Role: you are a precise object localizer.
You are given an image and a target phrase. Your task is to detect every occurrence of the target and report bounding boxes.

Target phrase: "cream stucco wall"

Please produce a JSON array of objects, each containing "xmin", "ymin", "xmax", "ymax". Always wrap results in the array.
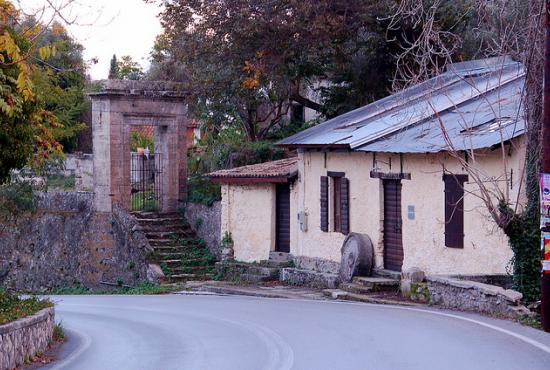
[
  {"xmin": 293, "ymin": 137, "xmax": 526, "ymax": 275},
  {"xmin": 221, "ymin": 183, "xmax": 276, "ymax": 262}
]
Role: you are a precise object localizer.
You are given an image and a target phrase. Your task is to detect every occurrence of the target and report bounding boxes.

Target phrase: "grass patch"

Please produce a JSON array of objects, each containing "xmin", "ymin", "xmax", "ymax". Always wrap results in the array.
[
  {"xmin": 46, "ymin": 175, "xmax": 76, "ymax": 190},
  {"xmin": 53, "ymin": 322, "xmax": 65, "ymax": 342},
  {"xmin": 518, "ymin": 315, "xmax": 542, "ymax": 330},
  {"xmin": 0, "ymin": 290, "xmax": 53, "ymax": 325},
  {"xmin": 50, "ymin": 281, "xmax": 173, "ymax": 295}
]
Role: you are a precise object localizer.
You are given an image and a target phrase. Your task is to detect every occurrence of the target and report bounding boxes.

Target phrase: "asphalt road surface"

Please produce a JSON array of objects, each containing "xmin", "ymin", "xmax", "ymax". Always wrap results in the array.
[{"xmin": 43, "ymin": 294, "xmax": 550, "ymax": 370}]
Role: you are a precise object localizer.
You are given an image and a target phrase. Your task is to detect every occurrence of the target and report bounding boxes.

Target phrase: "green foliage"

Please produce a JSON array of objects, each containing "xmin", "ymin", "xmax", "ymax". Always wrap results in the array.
[
  {"xmin": 151, "ymin": 0, "xmax": 402, "ymax": 140},
  {"xmin": 46, "ymin": 174, "xmax": 75, "ymax": 190},
  {"xmin": 108, "ymin": 54, "xmax": 118, "ymax": 79},
  {"xmin": 28, "ymin": 21, "xmax": 88, "ymax": 152},
  {"xmin": 131, "ymin": 191, "xmax": 158, "ymax": 211},
  {"xmin": 222, "ymin": 231, "xmax": 233, "ymax": 246},
  {"xmin": 187, "ymin": 175, "xmax": 221, "ymax": 206},
  {"xmin": 122, "ymin": 281, "xmax": 171, "ymax": 295},
  {"xmin": 130, "ymin": 131, "xmax": 154, "ymax": 152},
  {"xmin": 53, "ymin": 322, "xmax": 66, "ymax": 341},
  {"xmin": 117, "ymin": 55, "xmax": 144, "ymax": 80},
  {"xmin": 110, "ymin": 54, "xmax": 144, "ymax": 80},
  {"xmin": 0, "ymin": 290, "xmax": 52, "ymax": 325},
  {"xmin": 500, "ymin": 203, "xmax": 540, "ymax": 303},
  {"xmin": 0, "ymin": 180, "xmax": 38, "ymax": 223},
  {"xmin": 51, "ymin": 285, "xmax": 91, "ymax": 295}
]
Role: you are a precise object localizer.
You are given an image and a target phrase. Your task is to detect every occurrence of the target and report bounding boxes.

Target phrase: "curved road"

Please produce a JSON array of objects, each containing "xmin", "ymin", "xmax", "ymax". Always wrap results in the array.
[{"xmin": 44, "ymin": 294, "xmax": 550, "ymax": 370}]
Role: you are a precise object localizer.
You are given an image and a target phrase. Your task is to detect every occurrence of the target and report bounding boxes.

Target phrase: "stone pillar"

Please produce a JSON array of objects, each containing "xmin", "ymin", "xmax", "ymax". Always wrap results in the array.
[{"xmin": 90, "ymin": 80, "xmax": 188, "ymax": 213}]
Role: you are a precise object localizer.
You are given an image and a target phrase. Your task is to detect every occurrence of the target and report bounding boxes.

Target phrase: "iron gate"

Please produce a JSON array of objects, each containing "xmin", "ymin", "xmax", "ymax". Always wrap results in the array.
[{"xmin": 130, "ymin": 152, "xmax": 163, "ymax": 211}]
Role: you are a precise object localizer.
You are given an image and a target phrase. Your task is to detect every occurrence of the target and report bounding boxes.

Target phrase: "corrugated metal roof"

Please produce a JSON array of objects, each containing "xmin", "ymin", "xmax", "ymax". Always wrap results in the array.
[{"xmin": 277, "ymin": 56, "xmax": 526, "ymax": 153}]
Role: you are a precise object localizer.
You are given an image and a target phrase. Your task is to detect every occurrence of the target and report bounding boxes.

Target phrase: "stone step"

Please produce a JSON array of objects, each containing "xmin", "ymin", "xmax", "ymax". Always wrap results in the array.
[
  {"xmin": 373, "ymin": 268, "xmax": 402, "ymax": 280},
  {"xmin": 352, "ymin": 276, "xmax": 399, "ymax": 292},
  {"xmin": 133, "ymin": 212, "xmax": 180, "ymax": 219},
  {"xmin": 216, "ymin": 262, "xmax": 280, "ymax": 278},
  {"xmin": 166, "ymin": 273, "xmax": 213, "ymax": 283},
  {"xmin": 136, "ymin": 218, "xmax": 185, "ymax": 225},
  {"xmin": 322, "ymin": 289, "xmax": 419, "ymax": 306},
  {"xmin": 171, "ymin": 266, "xmax": 213, "ymax": 274},
  {"xmin": 280, "ymin": 268, "xmax": 339, "ymax": 289},
  {"xmin": 136, "ymin": 224, "xmax": 192, "ymax": 233},
  {"xmin": 154, "ymin": 245, "xmax": 201, "ymax": 253},
  {"xmin": 239, "ymin": 273, "xmax": 277, "ymax": 283},
  {"xmin": 339, "ymin": 282, "xmax": 374, "ymax": 295},
  {"xmin": 145, "ymin": 231, "xmax": 195, "ymax": 240},
  {"xmin": 269, "ymin": 251, "xmax": 292, "ymax": 263}
]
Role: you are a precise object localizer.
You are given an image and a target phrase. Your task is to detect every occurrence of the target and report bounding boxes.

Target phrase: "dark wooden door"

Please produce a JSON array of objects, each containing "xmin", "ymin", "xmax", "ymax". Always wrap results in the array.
[
  {"xmin": 276, "ymin": 183, "xmax": 291, "ymax": 253},
  {"xmin": 383, "ymin": 180, "xmax": 403, "ymax": 271}
]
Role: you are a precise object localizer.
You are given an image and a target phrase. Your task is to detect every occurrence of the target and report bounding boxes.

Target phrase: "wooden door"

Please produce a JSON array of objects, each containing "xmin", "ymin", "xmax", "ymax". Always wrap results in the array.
[
  {"xmin": 275, "ymin": 183, "xmax": 291, "ymax": 253},
  {"xmin": 383, "ymin": 180, "xmax": 403, "ymax": 271}
]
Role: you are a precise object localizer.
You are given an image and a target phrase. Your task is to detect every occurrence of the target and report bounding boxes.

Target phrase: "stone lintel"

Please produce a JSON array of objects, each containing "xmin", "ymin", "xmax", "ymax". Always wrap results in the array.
[{"xmin": 88, "ymin": 80, "xmax": 189, "ymax": 99}]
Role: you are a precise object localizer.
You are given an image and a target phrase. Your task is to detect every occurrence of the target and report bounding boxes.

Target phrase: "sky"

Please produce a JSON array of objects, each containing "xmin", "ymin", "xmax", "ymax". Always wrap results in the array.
[{"xmin": 16, "ymin": 0, "xmax": 163, "ymax": 80}]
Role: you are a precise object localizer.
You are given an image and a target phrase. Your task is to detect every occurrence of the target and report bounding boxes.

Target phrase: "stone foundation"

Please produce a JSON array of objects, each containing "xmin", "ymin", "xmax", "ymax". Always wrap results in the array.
[
  {"xmin": 426, "ymin": 275, "xmax": 530, "ymax": 319},
  {"xmin": 0, "ymin": 192, "xmax": 152, "ymax": 291},
  {"xmin": 0, "ymin": 307, "xmax": 54, "ymax": 370},
  {"xmin": 184, "ymin": 201, "xmax": 222, "ymax": 258},
  {"xmin": 292, "ymin": 256, "xmax": 340, "ymax": 275}
]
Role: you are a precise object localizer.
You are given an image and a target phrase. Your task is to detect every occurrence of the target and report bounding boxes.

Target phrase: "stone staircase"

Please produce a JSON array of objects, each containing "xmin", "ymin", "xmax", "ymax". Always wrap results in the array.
[
  {"xmin": 323, "ymin": 269, "xmax": 402, "ymax": 302},
  {"xmin": 133, "ymin": 212, "xmax": 215, "ymax": 283}
]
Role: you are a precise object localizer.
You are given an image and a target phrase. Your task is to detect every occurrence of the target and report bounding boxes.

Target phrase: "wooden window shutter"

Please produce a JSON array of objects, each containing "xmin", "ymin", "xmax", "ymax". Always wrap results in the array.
[
  {"xmin": 320, "ymin": 176, "xmax": 329, "ymax": 232},
  {"xmin": 340, "ymin": 177, "xmax": 350, "ymax": 235},
  {"xmin": 443, "ymin": 174, "xmax": 468, "ymax": 248}
]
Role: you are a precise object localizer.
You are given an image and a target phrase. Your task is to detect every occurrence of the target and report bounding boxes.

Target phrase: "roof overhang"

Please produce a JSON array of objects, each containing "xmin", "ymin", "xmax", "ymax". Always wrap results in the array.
[{"xmin": 210, "ymin": 176, "xmax": 293, "ymax": 184}]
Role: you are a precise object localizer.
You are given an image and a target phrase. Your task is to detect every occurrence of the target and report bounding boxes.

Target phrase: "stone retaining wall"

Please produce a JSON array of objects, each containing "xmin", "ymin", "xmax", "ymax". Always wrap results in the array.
[
  {"xmin": 0, "ymin": 192, "xmax": 152, "ymax": 291},
  {"xmin": 185, "ymin": 201, "xmax": 222, "ymax": 258},
  {"xmin": 0, "ymin": 307, "xmax": 54, "ymax": 370},
  {"xmin": 426, "ymin": 275, "xmax": 530, "ymax": 319}
]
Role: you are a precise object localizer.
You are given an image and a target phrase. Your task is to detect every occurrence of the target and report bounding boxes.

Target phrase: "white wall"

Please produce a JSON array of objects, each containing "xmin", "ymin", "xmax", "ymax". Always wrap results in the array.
[{"xmin": 221, "ymin": 183, "xmax": 276, "ymax": 262}]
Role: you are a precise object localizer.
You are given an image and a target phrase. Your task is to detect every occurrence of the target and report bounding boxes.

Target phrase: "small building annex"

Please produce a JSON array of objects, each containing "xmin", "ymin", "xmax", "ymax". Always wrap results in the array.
[{"xmin": 209, "ymin": 56, "xmax": 527, "ymax": 276}]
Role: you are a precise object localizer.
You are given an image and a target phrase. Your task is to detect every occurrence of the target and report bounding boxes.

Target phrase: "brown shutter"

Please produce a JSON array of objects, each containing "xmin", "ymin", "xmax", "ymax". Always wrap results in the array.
[
  {"xmin": 443, "ymin": 174, "xmax": 468, "ymax": 248},
  {"xmin": 320, "ymin": 176, "xmax": 329, "ymax": 232},
  {"xmin": 340, "ymin": 177, "xmax": 350, "ymax": 235}
]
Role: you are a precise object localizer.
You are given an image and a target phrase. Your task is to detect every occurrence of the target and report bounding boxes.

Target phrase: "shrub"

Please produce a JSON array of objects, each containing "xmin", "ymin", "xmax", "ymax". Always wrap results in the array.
[{"xmin": 0, "ymin": 290, "xmax": 53, "ymax": 325}]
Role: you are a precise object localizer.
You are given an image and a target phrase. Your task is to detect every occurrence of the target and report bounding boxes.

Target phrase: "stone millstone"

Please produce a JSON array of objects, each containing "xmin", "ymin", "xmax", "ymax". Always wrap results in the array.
[{"xmin": 339, "ymin": 233, "xmax": 374, "ymax": 283}]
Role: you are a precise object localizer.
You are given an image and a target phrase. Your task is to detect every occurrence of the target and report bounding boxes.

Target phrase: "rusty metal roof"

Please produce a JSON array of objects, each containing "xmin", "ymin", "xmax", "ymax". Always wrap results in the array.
[
  {"xmin": 277, "ymin": 56, "xmax": 526, "ymax": 153},
  {"xmin": 208, "ymin": 157, "xmax": 298, "ymax": 183}
]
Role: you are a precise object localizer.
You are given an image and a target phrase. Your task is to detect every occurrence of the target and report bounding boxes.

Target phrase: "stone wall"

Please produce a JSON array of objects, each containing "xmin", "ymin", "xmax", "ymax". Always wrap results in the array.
[
  {"xmin": 185, "ymin": 201, "xmax": 222, "ymax": 258},
  {"xmin": 64, "ymin": 153, "xmax": 93, "ymax": 192},
  {"xmin": 426, "ymin": 275, "xmax": 530, "ymax": 319},
  {"xmin": 0, "ymin": 307, "xmax": 54, "ymax": 370},
  {"xmin": 0, "ymin": 192, "xmax": 152, "ymax": 291}
]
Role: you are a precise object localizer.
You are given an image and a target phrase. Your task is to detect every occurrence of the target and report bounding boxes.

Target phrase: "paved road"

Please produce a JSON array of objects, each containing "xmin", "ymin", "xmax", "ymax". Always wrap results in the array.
[{"xmin": 44, "ymin": 294, "xmax": 550, "ymax": 370}]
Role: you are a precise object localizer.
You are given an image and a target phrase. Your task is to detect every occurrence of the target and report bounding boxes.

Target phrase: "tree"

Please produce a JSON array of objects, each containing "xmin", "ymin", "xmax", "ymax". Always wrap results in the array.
[
  {"xmin": 116, "ymin": 55, "xmax": 144, "ymax": 80},
  {"xmin": 108, "ymin": 54, "xmax": 118, "ymax": 79},
  {"xmin": 27, "ymin": 20, "xmax": 87, "ymax": 152},
  {"xmin": 147, "ymin": 0, "xmax": 399, "ymax": 140},
  {"xmin": 0, "ymin": 0, "xmax": 64, "ymax": 180}
]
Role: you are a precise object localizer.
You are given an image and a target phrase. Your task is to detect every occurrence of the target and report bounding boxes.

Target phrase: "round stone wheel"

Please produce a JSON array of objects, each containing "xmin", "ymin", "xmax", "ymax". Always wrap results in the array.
[{"xmin": 339, "ymin": 233, "xmax": 374, "ymax": 283}]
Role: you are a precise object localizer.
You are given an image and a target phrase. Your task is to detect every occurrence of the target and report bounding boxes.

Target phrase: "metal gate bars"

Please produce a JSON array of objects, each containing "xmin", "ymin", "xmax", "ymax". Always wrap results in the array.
[{"xmin": 130, "ymin": 152, "xmax": 163, "ymax": 211}]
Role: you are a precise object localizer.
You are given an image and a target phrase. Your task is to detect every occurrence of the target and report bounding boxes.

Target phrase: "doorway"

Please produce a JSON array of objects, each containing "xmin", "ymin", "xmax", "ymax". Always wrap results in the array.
[
  {"xmin": 275, "ymin": 183, "xmax": 291, "ymax": 253},
  {"xmin": 383, "ymin": 179, "xmax": 404, "ymax": 271}
]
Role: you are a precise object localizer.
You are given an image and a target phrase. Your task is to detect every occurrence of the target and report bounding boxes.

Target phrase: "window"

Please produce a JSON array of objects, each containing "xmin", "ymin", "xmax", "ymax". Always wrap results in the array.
[
  {"xmin": 443, "ymin": 174, "xmax": 468, "ymax": 248},
  {"xmin": 320, "ymin": 172, "xmax": 349, "ymax": 234},
  {"xmin": 291, "ymin": 103, "xmax": 305, "ymax": 123}
]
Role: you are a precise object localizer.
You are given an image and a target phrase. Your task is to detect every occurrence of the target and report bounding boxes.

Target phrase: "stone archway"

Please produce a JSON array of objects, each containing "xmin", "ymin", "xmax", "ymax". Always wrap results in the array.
[{"xmin": 90, "ymin": 80, "xmax": 188, "ymax": 213}]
